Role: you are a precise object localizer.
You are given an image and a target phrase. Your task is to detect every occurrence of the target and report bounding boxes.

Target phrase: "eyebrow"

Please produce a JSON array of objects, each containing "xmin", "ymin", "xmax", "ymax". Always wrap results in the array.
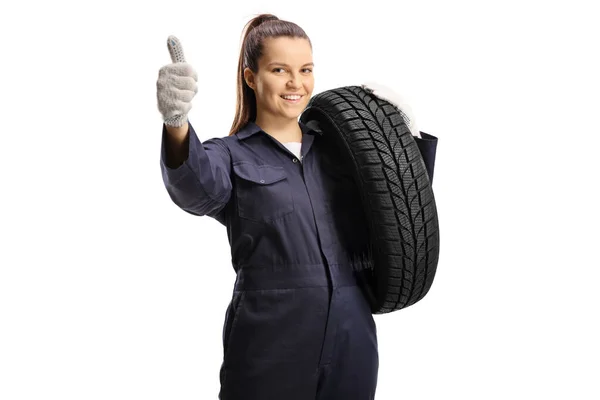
[{"xmin": 268, "ymin": 62, "xmax": 314, "ymax": 67}]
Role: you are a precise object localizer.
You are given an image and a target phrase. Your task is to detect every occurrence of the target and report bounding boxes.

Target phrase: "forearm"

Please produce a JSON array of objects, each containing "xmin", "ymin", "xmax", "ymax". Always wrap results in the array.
[
  {"xmin": 160, "ymin": 122, "xmax": 233, "ymax": 217},
  {"xmin": 164, "ymin": 122, "xmax": 190, "ymax": 168}
]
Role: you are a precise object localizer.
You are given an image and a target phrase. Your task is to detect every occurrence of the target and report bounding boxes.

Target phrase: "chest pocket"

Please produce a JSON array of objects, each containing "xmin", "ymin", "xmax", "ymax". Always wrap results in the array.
[{"xmin": 232, "ymin": 162, "xmax": 294, "ymax": 222}]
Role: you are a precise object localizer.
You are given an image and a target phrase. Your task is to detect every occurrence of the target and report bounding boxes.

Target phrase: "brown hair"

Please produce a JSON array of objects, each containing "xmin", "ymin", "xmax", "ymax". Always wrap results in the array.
[{"xmin": 228, "ymin": 13, "xmax": 312, "ymax": 136}]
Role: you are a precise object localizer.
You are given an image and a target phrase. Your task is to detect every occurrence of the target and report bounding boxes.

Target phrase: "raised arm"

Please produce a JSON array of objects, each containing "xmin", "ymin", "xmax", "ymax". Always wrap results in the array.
[
  {"xmin": 160, "ymin": 122, "xmax": 232, "ymax": 218},
  {"xmin": 157, "ymin": 36, "xmax": 233, "ymax": 217}
]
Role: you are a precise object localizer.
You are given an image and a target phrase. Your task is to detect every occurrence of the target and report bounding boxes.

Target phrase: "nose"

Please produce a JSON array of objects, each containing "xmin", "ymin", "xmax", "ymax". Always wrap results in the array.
[{"xmin": 287, "ymin": 72, "xmax": 302, "ymax": 89}]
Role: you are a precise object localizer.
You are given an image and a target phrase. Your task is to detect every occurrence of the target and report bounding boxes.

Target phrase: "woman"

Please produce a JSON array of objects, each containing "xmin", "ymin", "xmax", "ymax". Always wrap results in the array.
[{"xmin": 156, "ymin": 13, "xmax": 437, "ymax": 400}]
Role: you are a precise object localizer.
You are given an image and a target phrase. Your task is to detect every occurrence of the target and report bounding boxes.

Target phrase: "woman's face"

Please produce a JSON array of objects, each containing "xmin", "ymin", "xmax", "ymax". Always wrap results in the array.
[{"xmin": 244, "ymin": 36, "xmax": 314, "ymax": 123}]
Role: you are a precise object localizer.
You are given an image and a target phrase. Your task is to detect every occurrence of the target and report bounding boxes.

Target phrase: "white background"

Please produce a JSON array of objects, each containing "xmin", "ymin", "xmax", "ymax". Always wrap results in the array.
[{"xmin": 1, "ymin": 0, "xmax": 599, "ymax": 399}]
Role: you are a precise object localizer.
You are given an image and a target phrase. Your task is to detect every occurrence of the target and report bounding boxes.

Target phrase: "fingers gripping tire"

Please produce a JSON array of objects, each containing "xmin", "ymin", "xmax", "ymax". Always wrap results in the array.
[{"xmin": 299, "ymin": 86, "xmax": 440, "ymax": 314}]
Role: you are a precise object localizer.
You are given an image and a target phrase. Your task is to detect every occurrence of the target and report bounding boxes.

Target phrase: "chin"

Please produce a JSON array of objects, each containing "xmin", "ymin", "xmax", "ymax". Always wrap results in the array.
[
  {"xmin": 286, "ymin": 114, "xmax": 301, "ymax": 121},
  {"xmin": 277, "ymin": 110, "xmax": 301, "ymax": 120}
]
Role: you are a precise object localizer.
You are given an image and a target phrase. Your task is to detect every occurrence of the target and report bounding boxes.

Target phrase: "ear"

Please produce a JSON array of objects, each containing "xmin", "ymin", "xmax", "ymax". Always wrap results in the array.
[{"xmin": 243, "ymin": 68, "xmax": 256, "ymax": 90}]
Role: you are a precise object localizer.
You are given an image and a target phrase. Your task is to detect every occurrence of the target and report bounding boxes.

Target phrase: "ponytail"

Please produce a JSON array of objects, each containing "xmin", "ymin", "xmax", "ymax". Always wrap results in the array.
[{"xmin": 228, "ymin": 14, "xmax": 311, "ymax": 136}]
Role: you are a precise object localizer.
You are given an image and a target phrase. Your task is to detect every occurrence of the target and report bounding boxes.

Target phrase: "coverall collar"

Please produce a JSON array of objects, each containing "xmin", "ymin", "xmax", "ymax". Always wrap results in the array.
[{"xmin": 236, "ymin": 120, "xmax": 323, "ymax": 141}]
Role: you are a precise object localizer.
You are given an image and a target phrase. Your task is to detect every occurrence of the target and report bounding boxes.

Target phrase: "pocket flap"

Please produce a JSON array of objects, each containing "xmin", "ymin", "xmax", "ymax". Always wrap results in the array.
[{"xmin": 233, "ymin": 162, "xmax": 287, "ymax": 185}]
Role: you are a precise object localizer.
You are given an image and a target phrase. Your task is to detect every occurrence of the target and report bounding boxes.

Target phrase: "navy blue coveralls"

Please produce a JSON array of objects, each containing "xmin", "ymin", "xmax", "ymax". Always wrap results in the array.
[{"xmin": 160, "ymin": 120, "xmax": 438, "ymax": 400}]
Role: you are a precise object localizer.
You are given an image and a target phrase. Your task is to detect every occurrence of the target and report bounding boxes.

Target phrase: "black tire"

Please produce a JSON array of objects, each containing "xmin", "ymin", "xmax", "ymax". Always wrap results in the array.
[{"xmin": 299, "ymin": 85, "xmax": 440, "ymax": 314}]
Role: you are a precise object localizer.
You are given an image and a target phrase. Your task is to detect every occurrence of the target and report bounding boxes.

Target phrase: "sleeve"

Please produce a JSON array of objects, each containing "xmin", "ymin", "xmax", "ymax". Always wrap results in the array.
[
  {"xmin": 160, "ymin": 122, "xmax": 232, "ymax": 217},
  {"xmin": 413, "ymin": 131, "xmax": 438, "ymax": 184}
]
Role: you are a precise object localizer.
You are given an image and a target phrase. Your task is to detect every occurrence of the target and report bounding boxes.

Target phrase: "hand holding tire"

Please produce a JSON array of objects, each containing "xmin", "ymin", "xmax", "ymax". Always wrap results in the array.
[
  {"xmin": 362, "ymin": 81, "xmax": 421, "ymax": 138},
  {"xmin": 157, "ymin": 35, "xmax": 198, "ymax": 127}
]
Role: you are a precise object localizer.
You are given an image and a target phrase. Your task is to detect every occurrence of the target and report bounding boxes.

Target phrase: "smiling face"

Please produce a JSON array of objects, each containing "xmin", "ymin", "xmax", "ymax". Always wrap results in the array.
[{"xmin": 244, "ymin": 36, "xmax": 314, "ymax": 126}]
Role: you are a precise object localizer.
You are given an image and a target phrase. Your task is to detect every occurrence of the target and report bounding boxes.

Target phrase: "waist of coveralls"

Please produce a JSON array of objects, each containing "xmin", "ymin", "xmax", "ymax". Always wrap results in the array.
[{"xmin": 234, "ymin": 262, "xmax": 359, "ymax": 291}]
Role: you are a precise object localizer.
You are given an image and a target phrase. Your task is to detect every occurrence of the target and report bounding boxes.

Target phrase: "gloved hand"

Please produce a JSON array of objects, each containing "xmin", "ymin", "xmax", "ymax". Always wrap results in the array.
[
  {"xmin": 157, "ymin": 35, "xmax": 198, "ymax": 127},
  {"xmin": 361, "ymin": 81, "xmax": 421, "ymax": 138}
]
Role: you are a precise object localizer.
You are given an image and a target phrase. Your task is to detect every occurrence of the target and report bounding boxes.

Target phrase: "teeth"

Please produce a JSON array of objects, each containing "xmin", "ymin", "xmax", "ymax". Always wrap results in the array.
[{"xmin": 282, "ymin": 95, "xmax": 302, "ymax": 100}]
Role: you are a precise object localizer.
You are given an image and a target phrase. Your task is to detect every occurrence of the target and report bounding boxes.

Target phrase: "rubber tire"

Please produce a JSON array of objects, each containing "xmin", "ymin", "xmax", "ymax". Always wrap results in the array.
[{"xmin": 299, "ymin": 85, "xmax": 440, "ymax": 314}]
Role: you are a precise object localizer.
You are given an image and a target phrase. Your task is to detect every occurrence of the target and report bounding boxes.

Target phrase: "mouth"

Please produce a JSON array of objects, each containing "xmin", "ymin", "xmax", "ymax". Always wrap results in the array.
[{"xmin": 280, "ymin": 94, "xmax": 304, "ymax": 104}]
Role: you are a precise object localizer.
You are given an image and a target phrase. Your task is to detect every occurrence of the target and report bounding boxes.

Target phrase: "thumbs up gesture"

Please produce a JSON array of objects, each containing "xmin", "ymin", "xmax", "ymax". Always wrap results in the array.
[{"xmin": 156, "ymin": 36, "xmax": 199, "ymax": 127}]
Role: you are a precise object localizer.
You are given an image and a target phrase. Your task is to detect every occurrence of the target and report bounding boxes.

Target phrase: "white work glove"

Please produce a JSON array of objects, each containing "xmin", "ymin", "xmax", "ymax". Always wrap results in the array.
[
  {"xmin": 156, "ymin": 35, "xmax": 198, "ymax": 127},
  {"xmin": 361, "ymin": 82, "xmax": 421, "ymax": 138}
]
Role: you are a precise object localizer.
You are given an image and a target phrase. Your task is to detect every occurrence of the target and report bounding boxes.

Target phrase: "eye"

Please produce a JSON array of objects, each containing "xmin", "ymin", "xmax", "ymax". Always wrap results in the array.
[
  {"xmin": 272, "ymin": 68, "xmax": 285, "ymax": 73},
  {"xmin": 302, "ymin": 68, "xmax": 313, "ymax": 73}
]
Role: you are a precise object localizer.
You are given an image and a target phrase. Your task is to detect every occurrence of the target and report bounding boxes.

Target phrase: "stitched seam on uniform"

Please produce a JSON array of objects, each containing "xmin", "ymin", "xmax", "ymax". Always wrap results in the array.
[
  {"xmin": 235, "ymin": 284, "xmax": 330, "ymax": 292},
  {"xmin": 189, "ymin": 138, "xmax": 232, "ymax": 205},
  {"xmin": 232, "ymin": 163, "xmax": 286, "ymax": 186},
  {"xmin": 237, "ymin": 136, "xmax": 263, "ymax": 155},
  {"xmin": 176, "ymin": 162, "xmax": 220, "ymax": 205},
  {"xmin": 212, "ymin": 139, "xmax": 234, "ymax": 203},
  {"xmin": 233, "ymin": 160, "xmax": 284, "ymax": 168},
  {"xmin": 233, "ymin": 161, "xmax": 285, "ymax": 174},
  {"xmin": 236, "ymin": 262, "xmax": 359, "ymax": 267}
]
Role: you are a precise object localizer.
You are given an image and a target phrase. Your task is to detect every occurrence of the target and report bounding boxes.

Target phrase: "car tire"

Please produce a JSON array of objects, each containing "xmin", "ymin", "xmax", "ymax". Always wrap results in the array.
[{"xmin": 300, "ymin": 85, "xmax": 440, "ymax": 314}]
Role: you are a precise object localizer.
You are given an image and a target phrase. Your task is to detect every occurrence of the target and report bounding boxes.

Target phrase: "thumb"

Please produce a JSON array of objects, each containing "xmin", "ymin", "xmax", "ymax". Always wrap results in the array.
[{"xmin": 167, "ymin": 35, "xmax": 186, "ymax": 63}]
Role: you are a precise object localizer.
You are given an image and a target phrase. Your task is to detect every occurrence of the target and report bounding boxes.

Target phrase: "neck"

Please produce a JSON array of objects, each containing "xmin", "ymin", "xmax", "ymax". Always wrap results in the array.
[{"xmin": 255, "ymin": 113, "xmax": 302, "ymax": 142}]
